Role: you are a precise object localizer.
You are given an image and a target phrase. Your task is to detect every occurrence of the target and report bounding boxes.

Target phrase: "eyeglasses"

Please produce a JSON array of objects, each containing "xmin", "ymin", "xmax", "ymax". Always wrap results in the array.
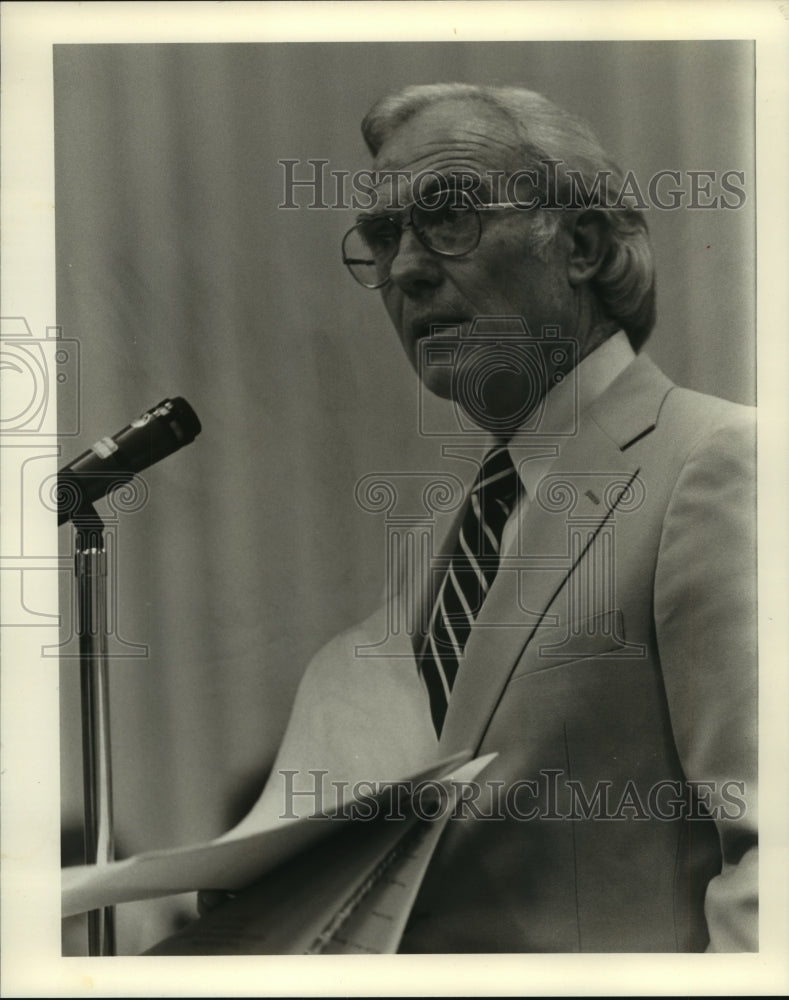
[{"xmin": 341, "ymin": 189, "xmax": 523, "ymax": 289}]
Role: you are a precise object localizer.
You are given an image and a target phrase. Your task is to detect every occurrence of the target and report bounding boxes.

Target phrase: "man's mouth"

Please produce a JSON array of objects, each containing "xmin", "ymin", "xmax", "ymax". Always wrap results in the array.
[{"xmin": 412, "ymin": 317, "xmax": 466, "ymax": 341}]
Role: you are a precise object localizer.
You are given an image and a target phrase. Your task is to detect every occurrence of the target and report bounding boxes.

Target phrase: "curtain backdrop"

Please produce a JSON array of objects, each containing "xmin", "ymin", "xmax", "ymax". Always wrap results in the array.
[{"xmin": 54, "ymin": 40, "xmax": 754, "ymax": 953}]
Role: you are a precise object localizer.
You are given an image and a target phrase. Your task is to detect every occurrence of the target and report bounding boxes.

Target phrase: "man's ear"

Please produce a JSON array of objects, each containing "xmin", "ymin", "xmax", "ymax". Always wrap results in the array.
[{"xmin": 567, "ymin": 210, "xmax": 610, "ymax": 286}]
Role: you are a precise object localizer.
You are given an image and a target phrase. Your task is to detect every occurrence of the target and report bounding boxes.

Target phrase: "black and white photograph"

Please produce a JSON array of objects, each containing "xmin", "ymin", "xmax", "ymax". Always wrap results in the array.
[{"xmin": 1, "ymin": 2, "xmax": 788, "ymax": 996}]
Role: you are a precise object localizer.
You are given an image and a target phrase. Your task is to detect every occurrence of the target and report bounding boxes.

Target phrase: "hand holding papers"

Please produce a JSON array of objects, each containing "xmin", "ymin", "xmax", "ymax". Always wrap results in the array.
[
  {"xmin": 63, "ymin": 604, "xmax": 485, "ymax": 952},
  {"xmin": 144, "ymin": 753, "xmax": 496, "ymax": 955},
  {"xmin": 64, "ymin": 752, "xmax": 497, "ymax": 955}
]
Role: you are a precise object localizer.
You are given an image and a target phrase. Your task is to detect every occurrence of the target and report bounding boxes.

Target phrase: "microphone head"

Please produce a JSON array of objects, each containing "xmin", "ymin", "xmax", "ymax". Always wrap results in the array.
[
  {"xmin": 149, "ymin": 397, "xmax": 202, "ymax": 445},
  {"xmin": 56, "ymin": 396, "xmax": 202, "ymax": 525}
]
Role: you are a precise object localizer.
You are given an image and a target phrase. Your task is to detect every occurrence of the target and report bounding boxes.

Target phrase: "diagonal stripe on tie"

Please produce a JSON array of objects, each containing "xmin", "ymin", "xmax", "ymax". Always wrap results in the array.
[{"xmin": 419, "ymin": 446, "xmax": 523, "ymax": 735}]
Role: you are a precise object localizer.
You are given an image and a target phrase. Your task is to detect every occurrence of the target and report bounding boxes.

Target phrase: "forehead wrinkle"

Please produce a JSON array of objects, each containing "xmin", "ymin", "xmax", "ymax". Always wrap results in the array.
[
  {"xmin": 372, "ymin": 102, "xmax": 528, "ymax": 207},
  {"xmin": 450, "ymin": 130, "xmax": 522, "ymax": 152},
  {"xmin": 375, "ymin": 143, "xmax": 524, "ymax": 187},
  {"xmin": 374, "ymin": 154, "xmax": 512, "ymax": 192},
  {"xmin": 406, "ymin": 142, "xmax": 520, "ymax": 161},
  {"xmin": 402, "ymin": 133, "xmax": 519, "ymax": 151},
  {"xmin": 378, "ymin": 137, "xmax": 520, "ymax": 164}
]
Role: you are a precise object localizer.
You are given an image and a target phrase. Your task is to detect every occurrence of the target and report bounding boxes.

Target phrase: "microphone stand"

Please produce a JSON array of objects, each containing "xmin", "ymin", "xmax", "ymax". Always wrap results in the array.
[{"xmin": 73, "ymin": 502, "xmax": 115, "ymax": 956}]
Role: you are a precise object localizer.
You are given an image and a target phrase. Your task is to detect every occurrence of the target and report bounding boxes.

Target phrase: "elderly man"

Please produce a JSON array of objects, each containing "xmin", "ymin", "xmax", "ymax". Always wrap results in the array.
[{"xmin": 168, "ymin": 83, "xmax": 757, "ymax": 955}]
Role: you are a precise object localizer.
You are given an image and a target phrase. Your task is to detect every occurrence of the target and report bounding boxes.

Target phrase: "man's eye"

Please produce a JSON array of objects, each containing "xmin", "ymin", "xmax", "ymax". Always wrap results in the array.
[{"xmin": 360, "ymin": 220, "xmax": 399, "ymax": 251}]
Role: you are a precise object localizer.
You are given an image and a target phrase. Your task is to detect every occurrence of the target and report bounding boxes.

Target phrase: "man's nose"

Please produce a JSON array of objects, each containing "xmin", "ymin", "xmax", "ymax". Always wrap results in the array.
[{"xmin": 387, "ymin": 226, "xmax": 443, "ymax": 296}]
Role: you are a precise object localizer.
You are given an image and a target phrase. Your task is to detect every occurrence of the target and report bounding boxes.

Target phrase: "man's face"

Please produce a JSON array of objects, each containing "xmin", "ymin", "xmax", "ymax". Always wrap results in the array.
[{"xmin": 371, "ymin": 98, "xmax": 579, "ymax": 427}]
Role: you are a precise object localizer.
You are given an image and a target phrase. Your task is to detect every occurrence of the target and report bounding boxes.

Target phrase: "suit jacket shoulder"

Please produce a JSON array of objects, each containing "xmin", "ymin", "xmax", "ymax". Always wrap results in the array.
[{"xmin": 589, "ymin": 352, "xmax": 754, "ymax": 455}]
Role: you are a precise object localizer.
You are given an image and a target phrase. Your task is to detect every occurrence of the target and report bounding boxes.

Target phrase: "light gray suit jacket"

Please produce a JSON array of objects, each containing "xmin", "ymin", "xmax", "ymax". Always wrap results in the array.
[{"xmin": 396, "ymin": 353, "xmax": 757, "ymax": 952}]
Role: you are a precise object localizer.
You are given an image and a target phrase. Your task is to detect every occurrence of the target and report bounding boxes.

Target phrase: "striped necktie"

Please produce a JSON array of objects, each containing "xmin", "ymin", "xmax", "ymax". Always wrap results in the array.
[{"xmin": 419, "ymin": 446, "xmax": 523, "ymax": 736}]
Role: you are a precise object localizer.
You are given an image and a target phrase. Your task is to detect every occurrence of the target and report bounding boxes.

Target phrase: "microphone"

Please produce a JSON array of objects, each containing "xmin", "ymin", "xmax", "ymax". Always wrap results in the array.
[{"xmin": 57, "ymin": 397, "xmax": 201, "ymax": 525}]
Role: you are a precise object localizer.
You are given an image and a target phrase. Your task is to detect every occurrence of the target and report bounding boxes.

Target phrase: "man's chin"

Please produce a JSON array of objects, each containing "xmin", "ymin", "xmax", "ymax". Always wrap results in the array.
[
  {"xmin": 417, "ymin": 371, "xmax": 545, "ymax": 436},
  {"xmin": 416, "ymin": 367, "xmax": 456, "ymax": 402}
]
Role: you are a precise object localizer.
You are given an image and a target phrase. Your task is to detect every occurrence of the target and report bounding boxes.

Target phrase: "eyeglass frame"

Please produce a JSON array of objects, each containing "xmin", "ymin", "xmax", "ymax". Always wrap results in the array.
[{"xmin": 341, "ymin": 189, "xmax": 531, "ymax": 290}]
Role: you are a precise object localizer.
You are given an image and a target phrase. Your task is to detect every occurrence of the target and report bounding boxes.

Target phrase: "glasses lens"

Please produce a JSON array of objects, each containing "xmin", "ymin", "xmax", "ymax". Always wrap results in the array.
[
  {"xmin": 412, "ymin": 191, "xmax": 480, "ymax": 256},
  {"xmin": 342, "ymin": 218, "xmax": 399, "ymax": 288}
]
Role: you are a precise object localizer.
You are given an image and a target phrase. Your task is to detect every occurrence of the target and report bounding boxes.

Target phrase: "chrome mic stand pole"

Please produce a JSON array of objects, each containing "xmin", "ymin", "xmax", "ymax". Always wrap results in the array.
[{"xmin": 74, "ymin": 501, "xmax": 115, "ymax": 956}]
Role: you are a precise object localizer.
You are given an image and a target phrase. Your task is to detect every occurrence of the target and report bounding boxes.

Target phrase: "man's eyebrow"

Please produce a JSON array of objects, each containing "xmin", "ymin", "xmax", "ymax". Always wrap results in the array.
[
  {"xmin": 417, "ymin": 173, "xmax": 451, "ymax": 196},
  {"xmin": 415, "ymin": 171, "xmax": 478, "ymax": 198},
  {"xmin": 354, "ymin": 207, "xmax": 401, "ymax": 223},
  {"xmin": 416, "ymin": 171, "xmax": 498, "ymax": 204}
]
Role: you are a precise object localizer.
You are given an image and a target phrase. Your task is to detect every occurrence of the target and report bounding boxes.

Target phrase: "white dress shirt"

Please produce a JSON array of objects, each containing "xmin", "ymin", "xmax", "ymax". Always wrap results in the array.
[{"xmin": 500, "ymin": 330, "xmax": 635, "ymax": 554}]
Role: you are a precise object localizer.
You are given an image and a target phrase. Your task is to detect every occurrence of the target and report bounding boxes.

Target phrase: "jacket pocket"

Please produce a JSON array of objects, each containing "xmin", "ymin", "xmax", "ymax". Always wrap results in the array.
[{"xmin": 512, "ymin": 609, "xmax": 646, "ymax": 678}]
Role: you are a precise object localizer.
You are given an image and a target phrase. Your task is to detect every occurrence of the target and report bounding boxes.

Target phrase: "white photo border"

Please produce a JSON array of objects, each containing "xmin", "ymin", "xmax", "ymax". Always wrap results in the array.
[{"xmin": 1, "ymin": 1, "xmax": 788, "ymax": 996}]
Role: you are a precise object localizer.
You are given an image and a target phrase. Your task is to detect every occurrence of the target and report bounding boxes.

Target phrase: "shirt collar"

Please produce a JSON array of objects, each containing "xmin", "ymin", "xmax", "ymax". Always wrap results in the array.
[{"xmin": 501, "ymin": 330, "xmax": 636, "ymax": 500}]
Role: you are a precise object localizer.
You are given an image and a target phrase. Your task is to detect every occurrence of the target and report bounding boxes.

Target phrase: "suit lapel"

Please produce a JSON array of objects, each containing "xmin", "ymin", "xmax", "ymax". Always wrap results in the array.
[{"xmin": 437, "ymin": 353, "xmax": 674, "ymax": 756}]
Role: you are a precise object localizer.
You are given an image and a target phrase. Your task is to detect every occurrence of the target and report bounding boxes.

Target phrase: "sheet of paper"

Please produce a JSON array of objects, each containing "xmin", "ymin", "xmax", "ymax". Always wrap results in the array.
[
  {"xmin": 143, "ymin": 754, "xmax": 496, "ymax": 955},
  {"xmin": 313, "ymin": 755, "xmax": 494, "ymax": 955},
  {"xmin": 61, "ymin": 750, "xmax": 474, "ymax": 917}
]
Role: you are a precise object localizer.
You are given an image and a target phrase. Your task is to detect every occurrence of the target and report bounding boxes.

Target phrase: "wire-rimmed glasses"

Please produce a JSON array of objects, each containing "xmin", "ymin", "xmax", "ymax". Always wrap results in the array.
[{"xmin": 341, "ymin": 189, "xmax": 521, "ymax": 289}]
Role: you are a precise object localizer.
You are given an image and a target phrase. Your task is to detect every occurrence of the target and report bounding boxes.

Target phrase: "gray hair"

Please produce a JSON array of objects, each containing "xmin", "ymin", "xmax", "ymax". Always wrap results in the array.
[{"xmin": 362, "ymin": 83, "xmax": 656, "ymax": 350}]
